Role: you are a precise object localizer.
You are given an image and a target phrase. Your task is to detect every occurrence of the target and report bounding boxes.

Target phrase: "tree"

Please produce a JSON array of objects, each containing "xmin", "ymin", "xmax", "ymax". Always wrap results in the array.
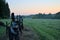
[
  {"xmin": 55, "ymin": 12, "xmax": 60, "ymax": 19},
  {"xmin": 0, "ymin": 0, "xmax": 10, "ymax": 18}
]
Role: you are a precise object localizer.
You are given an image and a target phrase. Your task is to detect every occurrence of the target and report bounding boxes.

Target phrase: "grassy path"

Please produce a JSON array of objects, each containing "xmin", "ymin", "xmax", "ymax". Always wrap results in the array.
[
  {"xmin": 0, "ymin": 26, "xmax": 40, "ymax": 40},
  {"xmin": 0, "ymin": 19, "xmax": 40, "ymax": 40},
  {"xmin": 20, "ymin": 26, "xmax": 40, "ymax": 40}
]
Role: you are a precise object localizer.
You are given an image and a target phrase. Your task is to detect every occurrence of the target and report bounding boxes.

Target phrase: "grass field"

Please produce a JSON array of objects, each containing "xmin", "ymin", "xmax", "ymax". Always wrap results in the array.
[
  {"xmin": 0, "ymin": 19, "xmax": 11, "ymax": 40},
  {"xmin": 0, "ymin": 19, "xmax": 60, "ymax": 40},
  {"xmin": 23, "ymin": 19, "xmax": 60, "ymax": 40}
]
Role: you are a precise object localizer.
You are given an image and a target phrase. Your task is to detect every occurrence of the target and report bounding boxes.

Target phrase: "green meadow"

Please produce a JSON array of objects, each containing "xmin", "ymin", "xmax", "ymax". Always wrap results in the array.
[
  {"xmin": 23, "ymin": 19, "xmax": 60, "ymax": 40},
  {"xmin": 0, "ymin": 19, "xmax": 60, "ymax": 40},
  {"xmin": 0, "ymin": 19, "xmax": 11, "ymax": 39}
]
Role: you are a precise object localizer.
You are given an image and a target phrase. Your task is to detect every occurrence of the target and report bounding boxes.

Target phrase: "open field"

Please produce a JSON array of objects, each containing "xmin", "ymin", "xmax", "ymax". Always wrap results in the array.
[
  {"xmin": 0, "ymin": 19, "xmax": 60, "ymax": 40},
  {"xmin": 0, "ymin": 19, "xmax": 40, "ymax": 40},
  {"xmin": 23, "ymin": 19, "xmax": 60, "ymax": 40}
]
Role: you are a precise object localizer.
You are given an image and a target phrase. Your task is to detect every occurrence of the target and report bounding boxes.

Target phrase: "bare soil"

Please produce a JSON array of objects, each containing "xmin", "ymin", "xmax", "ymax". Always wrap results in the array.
[{"xmin": 20, "ymin": 26, "xmax": 40, "ymax": 40}]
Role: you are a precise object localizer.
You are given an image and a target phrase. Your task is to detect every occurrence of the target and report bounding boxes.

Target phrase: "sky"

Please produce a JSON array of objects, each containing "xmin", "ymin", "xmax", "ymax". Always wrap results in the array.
[{"xmin": 6, "ymin": 0, "xmax": 60, "ymax": 15}]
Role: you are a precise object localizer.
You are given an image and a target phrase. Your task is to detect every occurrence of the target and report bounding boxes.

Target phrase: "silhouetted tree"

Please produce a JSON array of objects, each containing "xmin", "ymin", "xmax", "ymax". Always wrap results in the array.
[
  {"xmin": 23, "ymin": 12, "xmax": 60, "ymax": 19},
  {"xmin": 0, "ymin": 0, "xmax": 10, "ymax": 18},
  {"xmin": 55, "ymin": 12, "xmax": 60, "ymax": 19},
  {"xmin": 47, "ymin": 13, "xmax": 52, "ymax": 19}
]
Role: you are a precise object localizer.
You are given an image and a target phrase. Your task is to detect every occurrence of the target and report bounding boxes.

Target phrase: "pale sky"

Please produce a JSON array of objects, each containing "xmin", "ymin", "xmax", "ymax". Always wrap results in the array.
[{"xmin": 6, "ymin": 0, "xmax": 60, "ymax": 15}]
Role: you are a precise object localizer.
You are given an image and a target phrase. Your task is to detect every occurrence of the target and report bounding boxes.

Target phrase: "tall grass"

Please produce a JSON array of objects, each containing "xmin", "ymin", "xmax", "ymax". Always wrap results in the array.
[
  {"xmin": 0, "ymin": 19, "xmax": 11, "ymax": 39},
  {"xmin": 23, "ymin": 19, "xmax": 60, "ymax": 40}
]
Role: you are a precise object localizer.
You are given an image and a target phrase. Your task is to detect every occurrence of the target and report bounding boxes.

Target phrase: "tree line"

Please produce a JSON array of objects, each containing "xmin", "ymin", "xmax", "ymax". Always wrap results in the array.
[
  {"xmin": 23, "ymin": 12, "xmax": 60, "ymax": 19},
  {"xmin": 0, "ymin": 0, "xmax": 10, "ymax": 19}
]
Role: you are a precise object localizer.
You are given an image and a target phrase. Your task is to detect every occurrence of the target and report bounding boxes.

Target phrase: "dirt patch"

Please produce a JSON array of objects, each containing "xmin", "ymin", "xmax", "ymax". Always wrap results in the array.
[{"xmin": 20, "ymin": 26, "xmax": 40, "ymax": 40}]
